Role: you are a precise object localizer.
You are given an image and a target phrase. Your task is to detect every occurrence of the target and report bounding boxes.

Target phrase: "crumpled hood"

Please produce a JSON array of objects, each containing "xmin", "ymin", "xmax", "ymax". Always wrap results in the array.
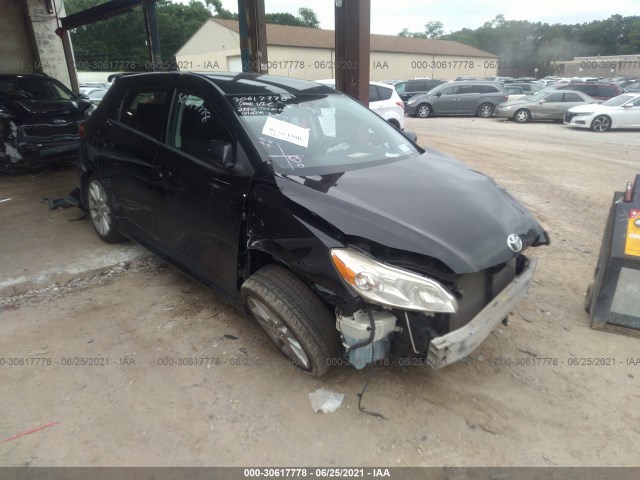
[
  {"xmin": 5, "ymin": 98, "xmax": 89, "ymax": 117},
  {"xmin": 276, "ymin": 149, "xmax": 549, "ymax": 274}
]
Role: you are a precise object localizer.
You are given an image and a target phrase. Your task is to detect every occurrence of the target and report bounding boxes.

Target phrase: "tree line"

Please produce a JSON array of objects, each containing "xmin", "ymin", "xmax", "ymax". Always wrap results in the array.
[
  {"xmin": 65, "ymin": 0, "xmax": 319, "ymax": 71},
  {"xmin": 400, "ymin": 14, "xmax": 640, "ymax": 77}
]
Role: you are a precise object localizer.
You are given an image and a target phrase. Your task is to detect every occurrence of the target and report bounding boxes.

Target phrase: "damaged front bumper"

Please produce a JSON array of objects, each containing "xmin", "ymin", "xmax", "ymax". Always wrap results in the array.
[
  {"xmin": 1, "ymin": 121, "xmax": 80, "ymax": 171},
  {"xmin": 427, "ymin": 256, "xmax": 538, "ymax": 368}
]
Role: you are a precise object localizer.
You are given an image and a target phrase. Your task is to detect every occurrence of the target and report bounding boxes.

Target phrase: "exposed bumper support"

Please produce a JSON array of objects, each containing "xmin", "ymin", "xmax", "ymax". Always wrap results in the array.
[{"xmin": 427, "ymin": 256, "xmax": 538, "ymax": 368}]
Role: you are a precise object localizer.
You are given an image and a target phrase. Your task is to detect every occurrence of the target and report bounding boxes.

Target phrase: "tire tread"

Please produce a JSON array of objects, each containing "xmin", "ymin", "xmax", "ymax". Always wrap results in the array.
[{"xmin": 242, "ymin": 264, "xmax": 341, "ymax": 376}]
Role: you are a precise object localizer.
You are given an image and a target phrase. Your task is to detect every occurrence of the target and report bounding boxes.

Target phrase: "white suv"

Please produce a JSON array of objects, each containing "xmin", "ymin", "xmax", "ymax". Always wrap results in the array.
[{"xmin": 315, "ymin": 79, "xmax": 405, "ymax": 130}]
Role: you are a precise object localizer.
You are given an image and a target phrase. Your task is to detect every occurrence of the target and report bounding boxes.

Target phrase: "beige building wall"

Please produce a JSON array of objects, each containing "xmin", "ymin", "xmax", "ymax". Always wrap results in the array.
[
  {"xmin": 560, "ymin": 57, "xmax": 640, "ymax": 78},
  {"xmin": 175, "ymin": 21, "xmax": 497, "ymax": 81},
  {"xmin": 369, "ymin": 52, "xmax": 497, "ymax": 81},
  {"xmin": 0, "ymin": 0, "xmax": 70, "ymax": 85},
  {"xmin": 177, "ymin": 47, "xmax": 497, "ymax": 81},
  {"xmin": 0, "ymin": 0, "xmax": 35, "ymax": 74}
]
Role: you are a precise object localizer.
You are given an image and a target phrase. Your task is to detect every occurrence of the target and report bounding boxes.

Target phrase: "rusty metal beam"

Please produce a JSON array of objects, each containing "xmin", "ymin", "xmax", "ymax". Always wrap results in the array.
[
  {"xmin": 238, "ymin": 0, "xmax": 268, "ymax": 73},
  {"xmin": 60, "ymin": 0, "xmax": 147, "ymax": 30},
  {"xmin": 334, "ymin": 0, "xmax": 370, "ymax": 105},
  {"xmin": 142, "ymin": 0, "xmax": 162, "ymax": 70}
]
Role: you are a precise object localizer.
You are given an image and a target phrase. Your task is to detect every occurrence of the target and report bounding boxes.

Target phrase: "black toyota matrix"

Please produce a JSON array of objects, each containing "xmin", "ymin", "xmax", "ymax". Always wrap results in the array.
[{"xmin": 79, "ymin": 71, "xmax": 549, "ymax": 376}]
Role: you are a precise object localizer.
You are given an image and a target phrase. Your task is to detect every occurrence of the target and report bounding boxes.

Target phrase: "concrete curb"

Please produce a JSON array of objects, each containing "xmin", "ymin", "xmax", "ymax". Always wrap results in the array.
[{"xmin": 0, "ymin": 245, "xmax": 149, "ymax": 297}]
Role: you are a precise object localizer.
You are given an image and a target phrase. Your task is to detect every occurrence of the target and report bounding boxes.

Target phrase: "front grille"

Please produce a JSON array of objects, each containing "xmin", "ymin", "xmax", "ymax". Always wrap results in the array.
[
  {"xmin": 564, "ymin": 112, "xmax": 578, "ymax": 122},
  {"xmin": 22, "ymin": 123, "xmax": 78, "ymax": 138}
]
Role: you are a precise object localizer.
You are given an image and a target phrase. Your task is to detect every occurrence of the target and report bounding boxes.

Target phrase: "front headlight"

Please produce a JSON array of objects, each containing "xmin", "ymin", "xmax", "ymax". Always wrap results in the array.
[
  {"xmin": 330, "ymin": 248, "xmax": 458, "ymax": 313},
  {"xmin": 407, "ymin": 98, "xmax": 416, "ymax": 105},
  {"xmin": 573, "ymin": 112, "xmax": 593, "ymax": 117}
]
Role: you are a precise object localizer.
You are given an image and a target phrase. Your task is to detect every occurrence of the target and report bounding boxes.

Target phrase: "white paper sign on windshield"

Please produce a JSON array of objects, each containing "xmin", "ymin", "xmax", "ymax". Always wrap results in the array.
[{"xmin": 261, "ymin": 116, "xmax": 310, "ymax": 148}]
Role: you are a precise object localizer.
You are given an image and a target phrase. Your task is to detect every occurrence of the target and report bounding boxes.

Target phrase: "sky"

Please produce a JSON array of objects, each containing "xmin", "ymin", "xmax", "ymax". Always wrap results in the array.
[{"xmin": 183, "ymin": 0, "xmax": 638, "ymax": 35}]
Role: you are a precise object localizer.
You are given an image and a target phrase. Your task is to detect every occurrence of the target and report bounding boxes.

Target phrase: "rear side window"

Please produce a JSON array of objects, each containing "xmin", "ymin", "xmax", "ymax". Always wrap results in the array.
[
  {"xmin": 458, "ymin": 84, "xmax": 482, "ymax": 94},
  {"xmin": 575, "ymin": 85, "xmax": 598, "ymax": 97},
  {"xmin": 480, "ymin": 85, "xmax": 500, "ymax": 94},
  {"xmin": 369, "ymin": 85, "xmax": 379, "ymax": 102},
  {"xmin": 407, "ymin": 81, "xmax": 426, "ymax": 92},
  {"xmin": 563, "ymin": 93, "xmax": 583, "ymax": 102},
  {"xmin": 376, "ymin": 85, "xmax": 393, "ymax": 101},
  {"xmin": 599, "ymin": 86, "xmax": 619, "ymax": 97},
  {"xmin": 119, "ymin": 89, "xmax": 167, "ymax": 139},
  {"xmin": 546, "ymin": 93, "xmax": 564, "ymax": 102}
]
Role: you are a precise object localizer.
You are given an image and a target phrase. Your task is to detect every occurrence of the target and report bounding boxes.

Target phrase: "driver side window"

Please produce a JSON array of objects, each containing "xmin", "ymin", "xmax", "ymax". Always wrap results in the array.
[{"xmin": 168, "ymin": 90, "xmax": 232, "ymax": 161}]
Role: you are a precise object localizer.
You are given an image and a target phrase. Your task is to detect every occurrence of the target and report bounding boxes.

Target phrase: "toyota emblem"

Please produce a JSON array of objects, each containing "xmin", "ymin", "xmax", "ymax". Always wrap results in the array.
[{"xmin": 507, "ymin": 234, "xmax": 523, "ymax": 253}]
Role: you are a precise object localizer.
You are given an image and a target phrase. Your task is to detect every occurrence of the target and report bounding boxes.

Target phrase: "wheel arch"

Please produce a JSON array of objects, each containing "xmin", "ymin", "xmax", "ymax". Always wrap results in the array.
[{"xmin": 240, "ymin": 183, "xmax": 356, "ymax": 309}]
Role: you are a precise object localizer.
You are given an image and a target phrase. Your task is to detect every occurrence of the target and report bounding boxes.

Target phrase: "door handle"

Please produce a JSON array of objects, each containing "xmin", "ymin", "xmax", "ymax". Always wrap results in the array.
[{"xmin": 154, "ymin": 165, "xmax": 173, "ymax": 179}]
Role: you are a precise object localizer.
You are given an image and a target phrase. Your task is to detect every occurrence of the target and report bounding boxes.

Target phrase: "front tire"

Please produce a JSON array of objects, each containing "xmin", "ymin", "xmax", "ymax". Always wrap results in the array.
[
  {"xmin": 415, "ymin": 104, "xmax": 431, "ymax": 118},
  {"xmin": 86, "ymin": 175, "xmax": 124, "ymax": 243},
  {"xmin": 513, "ymin": 109, "xmax": 530, "ymax": 123},
  {"xmin": 241, "ymin": 264, "xmax": 341, "ymax": 377},
  {"xmin": 477, "ymin": 103, "xmax": 494, "ymax": 118},
  {"xmin": 591, "ymin": 115, "xmax": 611, "ymax": 132}
]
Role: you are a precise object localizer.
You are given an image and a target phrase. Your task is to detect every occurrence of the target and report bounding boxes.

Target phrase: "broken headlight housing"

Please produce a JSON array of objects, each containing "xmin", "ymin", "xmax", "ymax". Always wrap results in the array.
[{"xmin": 331, "ymin": 248, "xmax": 457, "ymax": 313}]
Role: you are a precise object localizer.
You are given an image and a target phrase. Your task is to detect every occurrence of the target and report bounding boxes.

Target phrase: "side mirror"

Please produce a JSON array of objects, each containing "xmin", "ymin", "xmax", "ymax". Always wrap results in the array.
[
  {"xmin": 206, "ymin": 140, "xmax": 234, "ymax": 170},
  {"xmin": 538, "ymin": 100, "xmax": 545, "ymax": 104},
  {"xmin": 79, "ymin": 93, "xmax": 89, "ymax": 100},
  {"xmin": 435, "ymin": 92, "xmax": 442, "ymax": 97}
]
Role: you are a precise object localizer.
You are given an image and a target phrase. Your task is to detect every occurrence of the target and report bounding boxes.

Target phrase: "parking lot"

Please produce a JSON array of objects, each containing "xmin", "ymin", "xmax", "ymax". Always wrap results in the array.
[{"xmin": 1, "ymin": 116, "xmax": 639, "ymax": 467}]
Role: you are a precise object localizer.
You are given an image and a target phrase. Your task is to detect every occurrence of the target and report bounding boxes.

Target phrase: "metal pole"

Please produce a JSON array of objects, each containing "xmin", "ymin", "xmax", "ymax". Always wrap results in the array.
[
  {"xmin": 238, "ymin": 0, "xmax": 268, "ymax": 73},
  {"xmin": 142, "ymin": 0, "xmax": 161, "ymax": 71},
  {"xmin": 334, "ymin": 0, "xmax": 370, "ymax": 105}
]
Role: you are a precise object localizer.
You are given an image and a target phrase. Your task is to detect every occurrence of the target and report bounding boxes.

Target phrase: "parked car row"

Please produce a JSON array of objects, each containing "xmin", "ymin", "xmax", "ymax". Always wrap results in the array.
[{"xmin": 393, "ymin": 76, "xmax": 640, "ymax": 131}]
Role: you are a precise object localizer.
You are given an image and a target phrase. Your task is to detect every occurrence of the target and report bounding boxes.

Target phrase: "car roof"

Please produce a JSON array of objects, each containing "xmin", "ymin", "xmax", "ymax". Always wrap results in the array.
[
  {"xmin": 315, "ymin": 78, "xmax": 393, "ymax": 89},
  {"xmin": 0, "ymin": 73, "xmax": 51, "ymax": 80},
  {"xmin": 445, "ymin": 80, "xmax": 504, "ymax": 85},
  {"xmin": 115, "ymin": 71, "xmax": 337, "ymax": 96},
  {"xmin": 116, "ymin": 71, "xmax": 336, "ymax": 95},
  {"xmin": 545, "ymin": 89, "xmax": 586, "ymax": 94}
]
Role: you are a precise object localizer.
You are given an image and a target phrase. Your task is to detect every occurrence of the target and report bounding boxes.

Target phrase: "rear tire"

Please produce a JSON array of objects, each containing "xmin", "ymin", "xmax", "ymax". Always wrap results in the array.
[
  {"xmin": 591, "ymin": 115, "xmax": 611, "ymax": 132},
  {"xmin": 416, "ymin": 104, "xmax": 431, "ymax": 118},
  {"xmin": 513, "ymin": 109, "xmax": 530, "ymax": 123},
  {"xmin": 477, "ymin": 103, "xmax": 494, "ymax": 118},
  {"xmin": 241, "ymin": 264, "xmax": 341, "ymax": 377},
  {"xmin": 86, "ymin": 175, "xmax": 125, "ymax": 243}
]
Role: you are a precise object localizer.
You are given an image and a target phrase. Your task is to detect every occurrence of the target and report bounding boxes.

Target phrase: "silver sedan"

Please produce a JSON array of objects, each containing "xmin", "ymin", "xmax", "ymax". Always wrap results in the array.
[{"xmin": 495, "ymin": 90, "xmax": 596, "ymax": 123}]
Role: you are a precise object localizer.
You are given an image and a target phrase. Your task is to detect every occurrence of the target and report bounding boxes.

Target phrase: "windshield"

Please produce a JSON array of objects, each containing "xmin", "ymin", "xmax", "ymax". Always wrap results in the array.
[
  {"xmin": 0, "ymin": 77, "xmax": 76, "ymax": 100},
  {"xmin": 230, "ymin": 93, "xmax": 421, "ymax": 175},
  {"xmin": 602, "ymin": 95, "xmax": 632, "ymax": 106}
]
